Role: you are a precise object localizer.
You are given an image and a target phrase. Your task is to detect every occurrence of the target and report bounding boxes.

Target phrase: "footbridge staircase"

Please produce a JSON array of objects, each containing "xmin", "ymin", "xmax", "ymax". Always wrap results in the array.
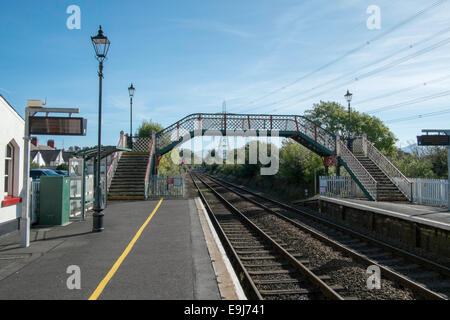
[{"xmin": 109, "ymin": 113, "xmax": 412, "ymax": 202}]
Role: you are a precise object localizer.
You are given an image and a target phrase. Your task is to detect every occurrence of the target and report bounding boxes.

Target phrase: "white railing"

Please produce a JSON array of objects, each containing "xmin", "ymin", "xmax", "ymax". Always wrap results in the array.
[
  {"xmin": 320, "ymin": 176, "xmax": 448, "ymax": 207},
  {"xmin": 319, "ymin": 176, "xmax": 366, "ymax": 199},
  {"xmin": 410, "ymin": 178, "xmax": 448, "ymax": 206},
  {"xmin": 365, "ymin": 138, "xmax": 412, "ymax": 201},
  {"xmin": 337, "ymin": 138, "xmax": 379, "ymax": 200}
]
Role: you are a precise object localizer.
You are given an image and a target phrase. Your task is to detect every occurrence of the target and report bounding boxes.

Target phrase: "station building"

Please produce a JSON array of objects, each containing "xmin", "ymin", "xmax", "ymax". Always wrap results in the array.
[{"xmin": 0, "ymin": 95, "xmax": 24, "ymax": 236}]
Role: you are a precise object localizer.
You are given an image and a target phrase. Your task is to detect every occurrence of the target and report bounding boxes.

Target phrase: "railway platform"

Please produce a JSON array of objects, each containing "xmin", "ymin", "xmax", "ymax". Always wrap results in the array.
[
  {"xmin": 317, "ymin": 197, "xmax": 450, "ymax": 231},
  {"xmin": 301, "ymin": 196, "xmax": 450, "ymax": 258},
  {"xmin": 0, "ymin": 198, "xmax": 235, "ymax": 300}
]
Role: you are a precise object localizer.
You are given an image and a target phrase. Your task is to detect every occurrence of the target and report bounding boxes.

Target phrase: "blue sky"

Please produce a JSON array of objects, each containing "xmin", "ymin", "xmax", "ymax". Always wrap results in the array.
[{"xmin": 1, "ymin": 0, "xmax": 450, "ymax": 150}]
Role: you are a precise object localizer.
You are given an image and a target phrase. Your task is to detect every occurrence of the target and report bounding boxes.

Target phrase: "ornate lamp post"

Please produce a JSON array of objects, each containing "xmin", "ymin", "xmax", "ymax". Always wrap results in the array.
[
  {"xmin": 344, "ymin": 90, "xmax": 353, "ymax": 149},
  {"xmin": 128, "ymin": 83, "xmax": 136, "ymax": 149},
  {"xmin": 91, "ymin": 25, "xmax": 110, "ymax": 232}
]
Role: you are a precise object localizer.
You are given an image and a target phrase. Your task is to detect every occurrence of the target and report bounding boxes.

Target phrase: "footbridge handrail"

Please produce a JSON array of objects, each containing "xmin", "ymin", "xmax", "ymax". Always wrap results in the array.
[
  {"xmin": 155, "ymin": 113, "xmax": 336, "ymax": 156},
  {"xmin": 107, "ymin": 131, "xmax": 127, "ymax": 193},
  {"xmin": 365, "ymin": 139, "xmax": 412, "ymax": 201},
  {"xmin": 337, "ymin": 139, "xmax": 379, "ymax": 201}
]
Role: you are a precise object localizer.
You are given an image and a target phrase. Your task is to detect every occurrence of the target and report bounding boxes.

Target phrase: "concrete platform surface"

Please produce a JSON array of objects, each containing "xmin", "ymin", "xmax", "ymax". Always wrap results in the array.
[
  {"xmin": 0, "ymin": 199, "xmax": 221, "ymax": 300},
  {"xmin": 320, "ymin": 196, "xmax": 450, "ymax": 231}
]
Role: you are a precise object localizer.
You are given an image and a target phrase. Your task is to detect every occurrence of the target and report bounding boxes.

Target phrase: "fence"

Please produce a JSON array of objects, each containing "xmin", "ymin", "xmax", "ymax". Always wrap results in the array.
[
  {"xmin": 148, "ymin": 175, "xmax": 185, "ymax": 198},
  {"xmin": 410, "ymin": 178, "xmax": 448, "ymax": 207},
  {"xmin": 320, "ymin": 176, "xmax": 448, "ymax": 207},
  {"xmin": 319, "ymin": 176, "xmax": 366, "ymax": 199}
]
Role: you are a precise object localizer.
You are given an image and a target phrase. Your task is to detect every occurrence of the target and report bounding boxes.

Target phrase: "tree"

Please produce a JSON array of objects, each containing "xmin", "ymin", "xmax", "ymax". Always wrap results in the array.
[
  {"xmin": 56, "ymin": 164, "xmax": 68, "ymax": 171},
  {"xmin": 137, "ymin": 120, "xmax": 163, "ymax": 138},
  {"xmin": 30, "ymin": 161, "xmax": 42, "ymax": 169},
  {"xmin": 279, "ymin": 140, "xmax": 323, "ymax": 184},
  {"xmin": 391, "ymin": 145, "xmax": 448, "ymax": 179},
  {"xmin": 305, "ymin": 101, "xmax": 397, "ymax": 155}
]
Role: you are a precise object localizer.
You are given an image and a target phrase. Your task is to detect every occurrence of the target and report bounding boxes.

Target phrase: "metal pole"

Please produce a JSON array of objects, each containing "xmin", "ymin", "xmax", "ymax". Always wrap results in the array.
[
  {"xmin": 20, "ymin": 107, "xmax": 31, "ymax": 247},
  {"xmin": 93, "ymin": 61, "xmax": 104, "ymax": 232},
  {"xmin": 448, "ymin": 145, "xmax": 450, "ymax": 211},
  {"xmin": 130, "ymin": 96, "xmax": 133, "ymax": 149},
  {"xmin": 82, "ymin": 157, "xmax": 86, "ymax": 221},
  {"xmin": 348, "ymin": 102, "xmax": 351, "ymax": 148}
]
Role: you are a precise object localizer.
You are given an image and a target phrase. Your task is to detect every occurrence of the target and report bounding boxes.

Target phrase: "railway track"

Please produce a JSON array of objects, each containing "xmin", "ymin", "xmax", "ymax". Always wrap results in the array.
[
  {"xmin": 191, "ymin": 172, "xmax": 350, "ymax": 300},
  {"xmin": 193, "ymin": 172, "xmax": 449, "ymax": 300}
]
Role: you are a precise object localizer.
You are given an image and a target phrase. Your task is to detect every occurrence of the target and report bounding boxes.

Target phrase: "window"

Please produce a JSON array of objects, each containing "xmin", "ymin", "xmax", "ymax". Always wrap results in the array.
[{"xmin": 4, "ymin": 144, "xmax": 13, "ymax": 196}]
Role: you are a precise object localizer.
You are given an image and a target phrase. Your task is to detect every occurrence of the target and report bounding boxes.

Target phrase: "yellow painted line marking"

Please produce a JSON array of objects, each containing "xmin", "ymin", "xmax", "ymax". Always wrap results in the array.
[{"xmin": 88, "ymin": 198, "xmax": 164, "ymax": 300}]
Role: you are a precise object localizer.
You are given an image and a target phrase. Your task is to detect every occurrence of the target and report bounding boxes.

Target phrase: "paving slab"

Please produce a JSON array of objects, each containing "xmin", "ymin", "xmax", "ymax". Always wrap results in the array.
[{"xmin": 0, "ymin": 199, "xmax": 220, "ymax": 300}]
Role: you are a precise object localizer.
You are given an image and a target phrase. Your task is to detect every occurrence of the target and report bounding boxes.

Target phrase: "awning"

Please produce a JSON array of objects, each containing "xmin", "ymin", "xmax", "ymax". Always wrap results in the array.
[{"xmin": 74, "ymin": 146, "xmax": 132, "ymax": 161}]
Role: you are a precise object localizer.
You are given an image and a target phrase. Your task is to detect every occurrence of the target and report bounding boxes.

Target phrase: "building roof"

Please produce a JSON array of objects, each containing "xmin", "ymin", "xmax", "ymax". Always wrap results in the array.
[
  {"xmin": 31, "ymin": 144, "xmax": 56, "ymax": 151},
  {"xmin": 63, "ymin": 151, "xmax": 75, "ymax": 163},
  {"xmin": 30, "ymin": 150, "xmax": 39, "ymax": 160},
  {"xmin": 39, "ymin": 150, "xmax": 62, "ymax": 164},
  {"xmin": 75, "ymin": 146, "xmax": 131, "ymax": 161}
]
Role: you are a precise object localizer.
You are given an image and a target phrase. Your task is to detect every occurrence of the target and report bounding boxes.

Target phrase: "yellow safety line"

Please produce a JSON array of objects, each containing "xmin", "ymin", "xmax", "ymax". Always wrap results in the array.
[{"xmin": 88, "ymin": 198, "xmax": 164, "ymax": 300}]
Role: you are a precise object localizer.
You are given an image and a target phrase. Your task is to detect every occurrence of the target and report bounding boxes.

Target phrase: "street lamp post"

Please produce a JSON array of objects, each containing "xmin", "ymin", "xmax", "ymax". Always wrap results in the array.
[
  {"xmin": 128, "ymin": 83, "xmax": 135, "ymax": 149},
  {"xmin": 344, "ymin": 90, "xmax": 353, "ymax": 149},
  {"xmin": 91, "ymin": 25, "xmax": 110, "ymax": 232}
]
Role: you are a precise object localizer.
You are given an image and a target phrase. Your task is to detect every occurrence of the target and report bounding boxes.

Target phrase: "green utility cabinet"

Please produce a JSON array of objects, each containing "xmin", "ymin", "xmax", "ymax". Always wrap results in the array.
[{"xmin": 39, "ymin": 176, "xmax": 70, "ymax": 226}]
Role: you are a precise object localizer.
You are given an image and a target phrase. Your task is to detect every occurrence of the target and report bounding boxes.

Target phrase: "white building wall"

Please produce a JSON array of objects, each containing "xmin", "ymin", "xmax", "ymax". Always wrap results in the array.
[
  {"xmin": 32, "ymin": 152, "xmax": 46, "ymax": 167},
  {"xmin": 0, "ymin": 97, "xmax": 24, "ymax": 225}
]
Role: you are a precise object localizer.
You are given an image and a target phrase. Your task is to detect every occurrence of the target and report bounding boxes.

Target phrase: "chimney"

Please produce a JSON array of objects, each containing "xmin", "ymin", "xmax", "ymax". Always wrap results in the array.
[
  {"xmin": 31, "ymin": 137, "xmax": 38, "ymax": 147},
  {"xmin": 47, "ymin": 140, "xmax": 55, "ymax": 149}
]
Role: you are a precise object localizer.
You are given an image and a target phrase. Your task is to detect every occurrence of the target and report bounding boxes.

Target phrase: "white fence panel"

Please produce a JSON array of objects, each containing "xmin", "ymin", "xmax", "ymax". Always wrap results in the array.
[
  {"xmin": 411, "ymin": 178, "xmax": 448, "ymax": 206},
  {"xmin": 320, "ymin": 176, "xmax": 448, "ymax": 207},
  {"xmin": 319, "ymin": 176, "xmax": 366, "ymax": 199}
]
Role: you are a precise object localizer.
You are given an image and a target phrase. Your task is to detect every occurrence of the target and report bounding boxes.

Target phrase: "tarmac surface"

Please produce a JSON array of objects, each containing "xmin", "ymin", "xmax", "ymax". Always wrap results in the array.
[
  {"xmin": 0, "ymin": 199, "xmax": 221, "ymax": 300},
  {"xmin": 320, "ymin": 196, "xmax": 450, "ymax": 231}
]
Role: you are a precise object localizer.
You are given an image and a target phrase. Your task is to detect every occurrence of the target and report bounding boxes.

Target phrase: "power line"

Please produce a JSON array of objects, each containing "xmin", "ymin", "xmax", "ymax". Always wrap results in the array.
[
  {"xmin": 354, "ymin": 74, "xmax": 450, "ymax": 105},
  {"xmin": 269, "ymin": 35, "xmax": 450, "ymax": 113},
  {"xmin": 385, "ymin": 107, "xmax": 450, "ymax": 123},
  {"xmin": 244, "ymin": 25, "xmax": 450, "ymax": 113},
  {"xmin": 366, "ymin": 89, "xmax": 450, "ymax": 114},
  {"xmin": 231, "ymin": 0, "xmax": 448, "ymax": 111}
]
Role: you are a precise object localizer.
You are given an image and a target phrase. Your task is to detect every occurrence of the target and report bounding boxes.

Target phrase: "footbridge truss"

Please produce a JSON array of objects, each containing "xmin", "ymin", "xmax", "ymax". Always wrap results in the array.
[
  {"xmin": 155, "ymin": 113, "xmax": 336, "ymax": 157},
  {"xmin": 127, "ymin": 113, "xmax": 411, "ymax": 202}
]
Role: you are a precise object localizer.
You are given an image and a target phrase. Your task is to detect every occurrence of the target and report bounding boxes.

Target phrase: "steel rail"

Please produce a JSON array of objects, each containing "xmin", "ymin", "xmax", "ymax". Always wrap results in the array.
[
  {"xmin": 203, "ymin": 173, "xmax": 448, "ymax": 300},
  {"xmin": 192, "ymin": 172, "xmax": 345, "ymax": 300},
  {"xmin": 190, "ymin": 172, "xmax": 262, "ymax": 300}
]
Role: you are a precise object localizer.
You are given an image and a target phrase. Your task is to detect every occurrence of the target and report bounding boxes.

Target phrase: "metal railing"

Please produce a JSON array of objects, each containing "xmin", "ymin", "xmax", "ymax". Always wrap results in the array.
[
  {"xmin": 365, "ymin": 139, "xmax": 413, "ymax": 201},
  {"xmin": 337, "ymin": 139, "xmax": 379, "ymax": 201},
  {"xmin": 155, "ymin": 113, "xmax": 336, "ymax": 155},
  {"xmin": 132, "ymin": 136, "xmax": 153, "ymax": 153},
  {"xmin": 144, "ymin": 133, "xmax": 156, "ymax": 199},
  {"xmin": 148, "ymin": 175, "xmax": 185, "ymax": 198},
  {"xmin": 319, "ymin": 176, "xmax": 366, "ymax": 199},
  {"xmin": 320, "ymin": 176, "xmax": 448, "ymax": 207},
  {"xmin": 106, "ymin": 133, "xmax": 127, "ymax": 193},
  {"xmin": 410, "ymin": 178, "xmax": 448, "ymax": 206}
]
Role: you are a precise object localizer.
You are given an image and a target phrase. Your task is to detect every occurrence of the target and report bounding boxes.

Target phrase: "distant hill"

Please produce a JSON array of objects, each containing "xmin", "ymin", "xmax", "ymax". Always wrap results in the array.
[{"xmin": 400, "ymin": 143, "xmax": 417, "ymax": 154}]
